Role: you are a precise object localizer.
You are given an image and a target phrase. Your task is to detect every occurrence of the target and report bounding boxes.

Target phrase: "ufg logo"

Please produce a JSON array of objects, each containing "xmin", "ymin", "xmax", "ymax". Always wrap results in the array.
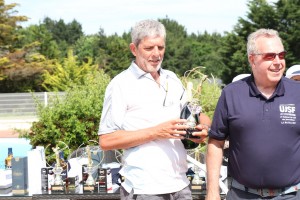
[{"xmin": 279, "ymin": 104, "xmax": 296, "ymax": 113}]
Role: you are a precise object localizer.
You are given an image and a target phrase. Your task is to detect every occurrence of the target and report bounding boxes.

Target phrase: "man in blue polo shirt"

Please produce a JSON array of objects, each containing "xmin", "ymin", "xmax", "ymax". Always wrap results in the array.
[{"xmin": 206, "ymin": 28, "xmax": 300, "ymax": 200}]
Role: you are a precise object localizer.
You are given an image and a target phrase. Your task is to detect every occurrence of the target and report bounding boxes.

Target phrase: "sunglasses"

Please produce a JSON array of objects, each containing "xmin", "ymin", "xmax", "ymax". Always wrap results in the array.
[{"xmin": 253, "ymin": 51, "xmax": 286, "ymax": 61}]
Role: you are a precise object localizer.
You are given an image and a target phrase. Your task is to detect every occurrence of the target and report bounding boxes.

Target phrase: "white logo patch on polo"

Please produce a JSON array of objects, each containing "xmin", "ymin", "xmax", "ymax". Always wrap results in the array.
[{"xmin": 279, "ymin": 104, "xmax": 296, "ymax": 124}]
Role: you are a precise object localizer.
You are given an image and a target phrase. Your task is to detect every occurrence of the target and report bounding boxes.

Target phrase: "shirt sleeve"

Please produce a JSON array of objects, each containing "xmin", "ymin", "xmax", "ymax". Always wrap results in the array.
[
  {"xmin": 209, "ymin": 90, "xmax": 229, "ymax": 140},
  {"xmin": 98, "ymin": 79, "xmax": 127, "ymax": 135}
]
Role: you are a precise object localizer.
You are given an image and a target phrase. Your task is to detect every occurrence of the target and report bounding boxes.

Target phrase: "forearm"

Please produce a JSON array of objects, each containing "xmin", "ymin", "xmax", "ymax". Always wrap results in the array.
[
  {"xmin": 206, "ymin": 138, "xmax": 224, "ymax": 200},
  {"xmin": 99, "ymin": 128, "xmax": 156, "ymax": 150},
  {"xmin": 199, "ymin": 113, "xmax": 211, "ymax": 128},
  {"xmin": 99, "ymin": 118, "xmax": 188, "ymax": 150}
]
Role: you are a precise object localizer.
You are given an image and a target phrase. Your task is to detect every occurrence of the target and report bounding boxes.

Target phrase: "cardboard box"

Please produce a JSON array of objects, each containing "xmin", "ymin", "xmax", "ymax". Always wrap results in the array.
[
  {"xmin": 0, "ymin": 169, "xmax": 12, "ymax": 189},
  {"xmin": 98, "ymin": 168, "xmax": 113, "ymax": 193},
  {"xmin": 41, "ymin": 167, "xmax": 54, "ymax": 193},
  {"xmin": 12, "ymin": 157, "xmax": 28, "ymax": 195},
  {"xmin": 0, "ymin": 169, "xmax": 12, "ymax": 194}
]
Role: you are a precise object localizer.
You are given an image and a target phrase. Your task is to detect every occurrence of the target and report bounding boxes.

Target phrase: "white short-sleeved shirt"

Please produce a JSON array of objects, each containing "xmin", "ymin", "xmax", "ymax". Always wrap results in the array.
[{"xmin": 99, "ymin": 62, "xmax": 190, "ymax": 194}]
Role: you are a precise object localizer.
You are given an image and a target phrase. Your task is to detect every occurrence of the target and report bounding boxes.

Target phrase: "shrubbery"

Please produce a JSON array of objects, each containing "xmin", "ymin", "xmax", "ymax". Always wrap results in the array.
[{"xmin": 20, "ymin": 70, "xmax": 110, "ymax": 162}]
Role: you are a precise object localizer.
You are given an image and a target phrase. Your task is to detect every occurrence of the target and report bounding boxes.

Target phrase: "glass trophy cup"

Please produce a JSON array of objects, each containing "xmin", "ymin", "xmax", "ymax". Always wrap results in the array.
[
  {"xmin": 182, "ymin": 99, "xmax": 202, "ymax": 139},
  {"xmin": 180, "ymin": 98, "xmax": 202, "ymax": 149}
]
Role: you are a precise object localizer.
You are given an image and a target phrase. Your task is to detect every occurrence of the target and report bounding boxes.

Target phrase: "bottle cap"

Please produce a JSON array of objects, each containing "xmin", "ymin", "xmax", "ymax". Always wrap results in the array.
[{"xmin": 8, "ymin": 147, "xmax": 13, "ymax": 154}]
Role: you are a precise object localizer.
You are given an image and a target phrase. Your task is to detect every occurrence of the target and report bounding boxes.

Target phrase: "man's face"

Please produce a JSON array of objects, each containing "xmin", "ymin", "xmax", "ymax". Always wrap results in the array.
[
  {"xmin": 130, "ymin": 36, "xmax": 165, "ymax": 74},
  {"xmin": 249, "ymin": 36, "xmax": 286, "ymax": 87}
]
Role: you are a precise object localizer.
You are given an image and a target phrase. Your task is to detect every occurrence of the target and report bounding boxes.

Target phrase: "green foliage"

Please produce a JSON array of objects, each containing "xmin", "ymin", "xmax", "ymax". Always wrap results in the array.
[
  {"xmin": 0, "ymin": 44, "xmax": 57, "ymax": 92},
  {"xmin": 181, "ymin": 67, "xmax": 222, "ymax": 119},
  {"xmin": 95, "ymin": 34, "xmax": 132, "ymax": 78},
  {"xmin": 42, "ymin": 49, "xmax": 98, "ymax": 91},
  {"xmin": 43, "ymin": 17, "xmax": 83, "ymax": 45},
  {"xmin": 0, "ymin": 0, "xmax": 28, "ymax": 49},
  {"xmin": 220, "ymin": 33, "xmax": 250, "ymax": 84},
  {"xmin": 73, "ymin": 35, "xmax": 100, "ymax": 63},
  {"xmin": 16, "ymin": 24, "xmax": 61, "ymax": 59},
  {"xmin": 20, "ymin": 70, "xmax": 110, "ymax": 163}
]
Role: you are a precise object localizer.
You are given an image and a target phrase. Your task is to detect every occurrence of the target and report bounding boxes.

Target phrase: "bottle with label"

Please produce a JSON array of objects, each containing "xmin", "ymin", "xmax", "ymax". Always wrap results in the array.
[{"xmin": 5, "ymin": 147, "xmax": 13, "ymax": 169}]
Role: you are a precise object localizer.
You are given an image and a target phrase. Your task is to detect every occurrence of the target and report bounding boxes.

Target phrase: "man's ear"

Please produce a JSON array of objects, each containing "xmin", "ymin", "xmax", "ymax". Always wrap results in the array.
[
  {"xmin": 248, "ymin": 54, "xmax": 255, "ymax": 68},
  {"xmin": 129, "ymin": 43, "xmax": 137, "ymax": 56}
]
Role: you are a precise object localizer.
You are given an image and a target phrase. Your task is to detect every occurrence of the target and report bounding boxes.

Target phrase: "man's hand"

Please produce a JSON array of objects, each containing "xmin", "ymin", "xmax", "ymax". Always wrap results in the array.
[{"xmin": 152, "ymin": 119, "xmax": 189, "ymax": 139}]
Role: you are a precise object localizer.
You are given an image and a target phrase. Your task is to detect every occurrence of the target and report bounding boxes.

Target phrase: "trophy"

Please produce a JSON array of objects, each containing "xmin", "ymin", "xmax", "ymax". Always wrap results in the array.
[
  {"xmin": 191, "ymin": 166, "xmax": 206, "ymax": 192},
  {"xmin": 185, "ymin": 98, "xmax": 202, "ymax": 139},
  {"xmin": 181, "ymin": 82, "xmax": 202, "ymax": 139},
  {"xmin": 180, "ymin": 82, "xmax": 202, "ymax": 149},
  {"xmin": 51, "ymin": 146, "xmax": 65, "ymax": 193},
  {"xmin": 83, "ymin": 145, "xmax": 96, "ymax": 193}
]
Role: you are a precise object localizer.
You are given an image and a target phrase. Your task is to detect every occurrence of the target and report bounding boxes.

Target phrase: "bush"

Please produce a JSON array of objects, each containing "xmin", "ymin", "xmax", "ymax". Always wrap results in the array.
[{"xmin": 20, "ymin": 70, "xmax": 110, "ymax": 163}]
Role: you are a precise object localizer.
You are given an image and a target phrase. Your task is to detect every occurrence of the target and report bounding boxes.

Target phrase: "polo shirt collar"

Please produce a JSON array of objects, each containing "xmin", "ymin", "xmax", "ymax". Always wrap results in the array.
[
  {"xmin": 129, "ymin": 61, "xmax": 164, "ymax": 80},
  {"xmin": 248, "ymin": 75, "xmax": 285, "ymax": 99}
]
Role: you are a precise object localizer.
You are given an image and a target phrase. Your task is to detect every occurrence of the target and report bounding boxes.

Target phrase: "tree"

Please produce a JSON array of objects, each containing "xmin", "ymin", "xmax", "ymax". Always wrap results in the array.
[
  {"xmin": 42, "ymin": 17, "xmax": 84, "ymax": 59},
  {"xmin": 100, "ymin": 35, "xmax": 131, "ymax": 77},
  {"xmin": 0, "ymin": 1, "xmax": 57, "ymax": 92},
  {"xmin": 43, "ymin": 17, "xmax": 83, "ymax": 45},
  {"xmin": 16, "ymin": 24, "xmax": 61, "ymax": 59},
  {"xmin": 42, "ymin": 49, "xmax": 99, "ymax": 91},
  {"xmin": 73, "ymin": 34, "xmax": 100, "ymax": 63},
  {"xmin": 0, "ymin": 0, "xmax": 28, "ymax": 51},
  {"xmin": 160, "ymin": 17, "xmax": 189, "ymax": 76},
  {"xmin": 190, "ymin": 32, "xmax": 225, "ymax": 79},
  {"xmin": 220, "ymin": 32, "xmax": 250, "ymax": 84},
  {"xmin": 93, "ymin": 31, "xmax": 132, "ymax": 78},
  {"xmin": 0, "ymin": 44, "xmax": 56, "ymax": 92}
]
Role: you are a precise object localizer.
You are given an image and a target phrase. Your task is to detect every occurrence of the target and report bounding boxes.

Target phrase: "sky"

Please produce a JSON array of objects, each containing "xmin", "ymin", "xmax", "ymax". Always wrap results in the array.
[{"xmin": 5, "ymin": 0, "xmax": 276, "ymax": 36}]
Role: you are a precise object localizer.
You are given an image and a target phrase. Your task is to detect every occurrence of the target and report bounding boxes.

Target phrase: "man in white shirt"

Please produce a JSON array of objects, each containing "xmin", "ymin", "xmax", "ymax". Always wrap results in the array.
[{"xmin": 98, "ymin": 19, "xmax": 210, "ymax": 200}]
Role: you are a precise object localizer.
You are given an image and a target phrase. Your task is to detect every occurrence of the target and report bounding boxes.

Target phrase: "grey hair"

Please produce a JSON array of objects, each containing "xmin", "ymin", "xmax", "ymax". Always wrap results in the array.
[
  {"xmin": 247, "ymin": 28, "xmax": 283, "ymax": 55},
  {"xmin": 131, "ymin": 19, "xmax": 166, "ymax": 47}
]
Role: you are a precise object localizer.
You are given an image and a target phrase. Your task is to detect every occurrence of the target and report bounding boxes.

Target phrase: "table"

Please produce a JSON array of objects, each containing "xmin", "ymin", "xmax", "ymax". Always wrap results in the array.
[{"xmin": 0, "ymin": 192, "xmax": 210, "ymax": 200}]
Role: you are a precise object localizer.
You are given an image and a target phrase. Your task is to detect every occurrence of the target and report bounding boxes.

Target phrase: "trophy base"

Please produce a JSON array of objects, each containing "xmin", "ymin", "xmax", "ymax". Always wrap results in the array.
[
  {"xmin": 83, "ymin": 184, "xmax": 97, "ymax": 193},
  {"xmin": 51, "ymin": 184, "xmax": 65, "ymax": 194},
  {"xmin": 191, "ymin": 183, "xmax": 206, "ymax": 193}
]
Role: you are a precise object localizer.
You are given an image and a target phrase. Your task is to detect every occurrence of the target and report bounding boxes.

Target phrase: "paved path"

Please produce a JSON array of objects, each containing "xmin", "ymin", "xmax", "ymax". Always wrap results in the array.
[
  {"xmin": 0, "ymin": 129, "xmax": 19, "ymax": 138},
  {"xmin": 0, "ymin": 118, "xmax": 36, "ymax": 138}
]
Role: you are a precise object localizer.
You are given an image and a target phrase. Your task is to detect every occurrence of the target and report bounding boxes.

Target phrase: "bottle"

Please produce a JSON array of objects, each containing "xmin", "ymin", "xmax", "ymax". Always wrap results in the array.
[
  {"xmin": 5, "ymin": 147, "xmax": 13, "ymax": 169},
  {"xmin": 180, "ymin": 82, "xmax": 200, "ymax": 149}
]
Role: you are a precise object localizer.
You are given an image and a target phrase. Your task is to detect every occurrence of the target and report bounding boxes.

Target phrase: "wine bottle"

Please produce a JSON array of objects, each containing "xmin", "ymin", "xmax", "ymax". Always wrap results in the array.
[{"xmin": 5, "ymin": 147, "xmax": 13, "ymax": 169}]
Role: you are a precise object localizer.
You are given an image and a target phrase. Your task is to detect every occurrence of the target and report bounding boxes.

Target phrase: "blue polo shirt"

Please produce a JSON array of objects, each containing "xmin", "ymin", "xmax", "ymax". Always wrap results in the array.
[{"xmin": 209, "ymin": 75, "xmax": 300, "ymax": 189}]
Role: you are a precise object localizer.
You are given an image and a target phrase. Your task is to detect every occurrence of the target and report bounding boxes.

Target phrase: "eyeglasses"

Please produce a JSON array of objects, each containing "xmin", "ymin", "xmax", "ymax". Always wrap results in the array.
[{"xmin": 253, "ymin": 51, "xmax": 286, "ymax": 61}]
